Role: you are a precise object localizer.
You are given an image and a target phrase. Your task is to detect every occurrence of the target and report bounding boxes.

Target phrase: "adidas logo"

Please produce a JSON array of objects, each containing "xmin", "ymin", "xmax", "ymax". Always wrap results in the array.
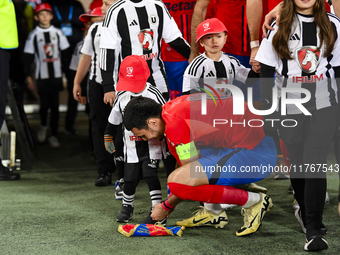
[
  {"xmin": 290, "ymin": 33, "xmax": 300, "ymax": 41},
  {"xmin": 206, "ymin": 71, "xmax": 215, "ymax": 77},
  {"xmin": 129, "ymin": 20, "xmax": 138, "ymax": 26}
]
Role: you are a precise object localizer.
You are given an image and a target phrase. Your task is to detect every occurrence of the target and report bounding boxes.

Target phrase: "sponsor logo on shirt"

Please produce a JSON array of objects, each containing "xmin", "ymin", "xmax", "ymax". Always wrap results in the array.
[
  {"xmin": 130, "ymin": 136, "xmax": 143, "ymax": 141},
  {"xmin": 164, "ymin": 1, "xmax": 196, "ymax": 12},
  {"xmin": 290, "ymin": 33, "xmax": 300, "ymax": 41}
]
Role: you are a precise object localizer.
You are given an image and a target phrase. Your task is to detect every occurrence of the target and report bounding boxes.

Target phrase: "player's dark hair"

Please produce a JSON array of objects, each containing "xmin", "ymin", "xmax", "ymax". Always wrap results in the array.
[
  {"xmin": 273, "ymin": 0, "xmax": 335, "ymax": 59},
  {"xmin": 123, "ymin": 96, "xmax": 162, "ymax": 131}
]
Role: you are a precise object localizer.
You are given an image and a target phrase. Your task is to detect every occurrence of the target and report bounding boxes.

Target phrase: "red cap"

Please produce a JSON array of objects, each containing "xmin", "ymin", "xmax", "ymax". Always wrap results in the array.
[
  {"xmin": 35, "ymin": 3, "xmax": 53, "ymax": 14},
  {"xmin": 79, "ymin": 7, "xmax": 103, "ymax": 22},
  {"xmin": 196, "ymin": 18, "xmax": 228, "ymax": 43},
  {"xmin": 89, "ymin": 0, "xmax": 103, "ymax": 10},
  {"xmin": 116, "ymin": 55, "xmax": 150, "ymax": 93}
]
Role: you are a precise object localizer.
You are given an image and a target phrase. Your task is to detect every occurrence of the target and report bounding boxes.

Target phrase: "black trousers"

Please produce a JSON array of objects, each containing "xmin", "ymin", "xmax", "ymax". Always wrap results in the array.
[
  {"xmin": 0, "ymin": 49, "xmax": 10, "ymax": 134},
  {"xmin": 37, "ymin": 78, "xmax": 62, "ymax": 136},
  {"xmin": 88, "ymin": 79, "xmax": 115, "ymax": 175},
  {"xmin": 65, "ymin": 70, "xmax": 78, "ymax": 132},
  {"xmin": 114, "ymin": 124, "xmax": 125, "ymax": 180},
  {"xmin": 283, "ymin": 106, "xmax": 338, "ymax": 238},
  {"xmin": 334, "ymin": 135, "xmax": 340, "ymax": 202}
]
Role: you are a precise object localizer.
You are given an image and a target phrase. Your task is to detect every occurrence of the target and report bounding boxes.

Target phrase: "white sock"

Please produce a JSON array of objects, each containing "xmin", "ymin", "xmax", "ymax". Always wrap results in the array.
[
  {"xmin": 242, "ymin": 192, "xmax": 261, "ymax": 208},
  {"xmin": 150, "ymin": 190, "xmax": 162, "ymax": 207},
  {"xmin": 220, "ymin": 204, "xmax": 238, "ymax": 209},
  {"xmin": 204, "ymin": 203, "xmax": 224, "ymax": 214},
  {"xmin": 122, "ymin": 192, "xmax": 135, "ymax": 207}
]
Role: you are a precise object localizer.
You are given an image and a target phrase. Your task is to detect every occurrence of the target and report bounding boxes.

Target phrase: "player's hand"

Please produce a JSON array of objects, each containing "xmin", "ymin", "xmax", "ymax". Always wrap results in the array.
[
  {"xmin": 151, "ymin": 203, "xmax": 170, "ymax": 221},
  {"xmin": 26, "ymin": 77, "xmax": 35, "ymax": 91},
  {"xmin": 73, "ymin": 83, "xmax": 82, "ymax": 102},
  {"xmin": 249, "ymin": 47, "xmax": 261, "ymax": 73},
  {"xmin": 262, "ymin": 2, "xmax": 283, "ymax": 38},
  {"xmin": 251, "ymin": 61, "xmax": 261, "ymax": 73},
  {"xmin": 79, "ymin": 96, "xmax": 87, "ymax": 105},
  {"xmin": 104, "ymin": 134, "xmax": 116, "ymax": 154},
  {"xmin": 103, "ymin": 91, "xmax": 116, "ymax": 107}
]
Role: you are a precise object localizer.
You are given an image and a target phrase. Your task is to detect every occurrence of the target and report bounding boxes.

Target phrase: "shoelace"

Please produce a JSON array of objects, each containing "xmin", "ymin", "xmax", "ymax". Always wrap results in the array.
[{"xmin": 241, "ymin": 206, "xmax": 258, "ymax": 228}]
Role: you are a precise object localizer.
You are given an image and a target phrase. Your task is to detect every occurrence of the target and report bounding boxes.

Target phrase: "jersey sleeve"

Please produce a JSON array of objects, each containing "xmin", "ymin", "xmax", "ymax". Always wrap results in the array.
[
  {"xmin": 330, "ymin": 16, "xmax": 340, "ymax": 67},
  {"xmin": 81, "ymin": 24, "xmax": 96, "ymax": 56},
  {"xmin": 99, "ymin": 6, "xmax": 120, "ymax": 84},
  {"xmin": 58, "ymin": 29, "xmax": 70, "ymax": 50},
  {"xmin": 23, "ymin": 30, "xmax": 35, "ymax": 54},
  {"xmin": 182, "ymin": 57, "xmax": 204, "ymax": 93},
  {"xmin": 69, "ymin": 47, "xmax": 82, "ymax": 71},
  {"xmin": 229, "ymin": 56, "xmax": 250, "ymax": 84},
  {"xmin": 100, "ymin": 7, "xmax": 120, "ymax": 50},
  {"xmin": 159, "ymin": 3, "xmax": 184, "ymax": 43},
  {"xmin": 255, "ymin": 24, "xmax": 280, "ymax": 68},
  {"xmin": 165, "ymin": 115, "xmax": 191, "ymax": 146},
  {"xmin": 108, "ymin": 93, "xmax": 123, "ymax": 125},
  {"xmin": 148, "ymin": 85, "xmax": 167, "ymax": 105}
]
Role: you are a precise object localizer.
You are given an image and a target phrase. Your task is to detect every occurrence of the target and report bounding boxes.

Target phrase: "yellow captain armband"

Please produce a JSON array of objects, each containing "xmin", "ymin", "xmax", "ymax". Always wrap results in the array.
[{"xmin": 176, "ymin": 141, "xmax": 198, "ymax": 161}]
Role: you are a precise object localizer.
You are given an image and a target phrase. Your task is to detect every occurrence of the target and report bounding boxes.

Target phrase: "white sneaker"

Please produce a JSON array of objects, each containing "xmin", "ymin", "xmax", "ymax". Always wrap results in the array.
[
  {"xmin": 325, "ymin": 191, "xmax": 330, "ymax": 204},
  {"xmin": 37, "ymin": 126, "xmax": 48, "ymax": 143},
  {"xmin": 292, "ymin": 200, "xmax": 300, "ymax": 210},
  {"xmin": 294, "ymin": 208, "xmax": 306, "ymax": 234},
  {"xmin": 48, "ymin": 136, "xmax": 60, "ymax": 148}
]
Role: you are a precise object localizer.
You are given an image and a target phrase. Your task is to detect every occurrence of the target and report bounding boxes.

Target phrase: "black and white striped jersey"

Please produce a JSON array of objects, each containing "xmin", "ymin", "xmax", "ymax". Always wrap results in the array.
[
  {"xmin": 69, "ymin": 40, "xmax": 83, "ymax": 71},
  {"xmin": 256, "ymin": 12, "xmax": 340, "ymax": 114},
  {"xmin": 108, "ymin": 83, "xmax": 167, "ymax": 163},
  {"xmin": 100, "ymin": 0, "xmax": 190, "ymax": 93},
  {"xmin": 182, "ymin": 52, "xmax": 250, "ymax": 93},
  {"xmin": 24, "ymin": 25, "xmax": 69, "ymax": 80},
  {"xmin": 81, "ymin": 22, "xmax": 103, "ymax": 84}
]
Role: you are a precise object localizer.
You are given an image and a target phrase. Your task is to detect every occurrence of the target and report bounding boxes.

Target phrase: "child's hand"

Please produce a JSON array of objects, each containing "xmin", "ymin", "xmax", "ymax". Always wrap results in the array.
[
  {"xmin": 104, "ymin": 134, "xmax": 115, "ymax": 154},
  {"xmin": 73, "ymin": 83, "xmax": 82, "ymax": 102},
  {"xmin": 26, "ymin": 77, "xmax": 35, "ymax": 91},
  {"xmin": 262, "ymin": 2, "xmax": 282, "ymax": 38},
  {"xmin": 103, "ymin": 91, "xmax": 116, "ymax": 107},
  {"xmin": 250, "ymin": 59, "xmax": 261, "ymax": 73},
  {"xmin": 249, "ymin": 47, "xmax": 261, "ymax": 73},
  {"xmin": 79, "ymin": 96, "xmax": 87, "ymax": 105}
]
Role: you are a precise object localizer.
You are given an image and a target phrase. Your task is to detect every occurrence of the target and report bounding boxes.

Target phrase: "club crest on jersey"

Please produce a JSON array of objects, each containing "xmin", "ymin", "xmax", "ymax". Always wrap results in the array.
[
  {"xmin": 44, "ymin": 44, "xmax": 54, "ymax": 59},
  {"xmin": 137, "ymin": 29, "xmax": 154, "ymax": 51},
  {"xmin": 295, "ymin": 46, "xmax": 321, "ymax": 74},
  {"xmin": 228, "ymin": 67, "xmax": 233, "ymax": 75},
  {"xmin": 216, "ymin": 78, "xmax": 231, "ymax": 95},
  {"xmin": 149, "ymin": 15, "xmax": 158, "ymax": 26}
]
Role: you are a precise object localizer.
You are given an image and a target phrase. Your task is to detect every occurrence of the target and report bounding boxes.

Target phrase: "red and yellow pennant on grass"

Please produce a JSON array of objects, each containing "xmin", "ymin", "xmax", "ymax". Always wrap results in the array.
[{"xmin": 118, "ymin": 224, "xmax": 185, "ymax": 237}]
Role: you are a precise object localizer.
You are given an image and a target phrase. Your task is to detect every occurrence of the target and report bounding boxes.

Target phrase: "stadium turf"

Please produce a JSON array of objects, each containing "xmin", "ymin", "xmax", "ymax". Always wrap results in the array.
[{"xmin": 1, "ymin": 112, "xmax": 340, "ymax": 254}]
